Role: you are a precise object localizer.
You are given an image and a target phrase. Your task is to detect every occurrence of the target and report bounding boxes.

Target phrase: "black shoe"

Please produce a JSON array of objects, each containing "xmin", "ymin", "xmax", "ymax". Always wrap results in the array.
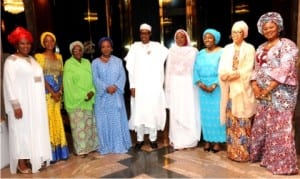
[
  {"xmin": 149, "ymin": 141, "xmax": 158, "ymax": 149},
  {"xmin": 134, "ymin": 141, "xmax": 144, "ymax": 150}
]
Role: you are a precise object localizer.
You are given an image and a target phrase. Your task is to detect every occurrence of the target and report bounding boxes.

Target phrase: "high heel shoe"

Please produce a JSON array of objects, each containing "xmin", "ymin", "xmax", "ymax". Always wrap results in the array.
[{"xmin": 17, "ymin": 165, "xmax": 32, "ymax": 174}]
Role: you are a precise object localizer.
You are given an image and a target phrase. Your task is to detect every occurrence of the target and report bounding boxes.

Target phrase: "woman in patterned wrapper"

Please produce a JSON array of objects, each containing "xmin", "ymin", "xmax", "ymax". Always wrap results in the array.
[
  {"xmin": 35, "ymin": 32, "xmax": 69, "ymax": 163},
  {"xmin": 63, "ymin": 41, "xmax": 99, "ymax": 157},
  {"xmin": 218, "ymin": 21, "xmax": 257, "ymax": 162},
  {"xmin": 92, "ymin": 37, "xmax": 132, "ymax": 154},
  {"xmin": 249, "ymin": 12, "xmax": 299, "ymax": 175}
]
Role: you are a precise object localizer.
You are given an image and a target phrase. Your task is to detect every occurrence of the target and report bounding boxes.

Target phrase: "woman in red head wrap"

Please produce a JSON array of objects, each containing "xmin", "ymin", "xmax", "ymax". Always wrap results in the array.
[{"xmin": 3, "ymin": 27, "xmax": 52, "ymax": 174}]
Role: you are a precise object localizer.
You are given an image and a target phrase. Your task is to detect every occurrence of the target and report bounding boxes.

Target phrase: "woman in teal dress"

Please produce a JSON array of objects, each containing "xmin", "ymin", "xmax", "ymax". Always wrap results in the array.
[{"xmin": 193, "ymin": 28, "xmax": 226, "ymax": 152}]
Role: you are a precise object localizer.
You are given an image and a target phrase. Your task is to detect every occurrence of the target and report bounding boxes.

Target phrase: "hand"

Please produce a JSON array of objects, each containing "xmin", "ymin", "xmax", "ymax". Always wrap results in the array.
[
  {"xmin": 130, "ymin": 88, "xmax": 135, "ymax": 97},
  {"xmin": 14, "ymin": 108, "xmax": 23, "ymax": 119},
  {"xmin": 220, "ymin": 74, "xmax": 229, "ymax": 81},
  {"xmin": 51, "ymin": 91, "xmax": 62, "ymax": 102},
  {"xmin": 227, "ymin": 71, "xmax": 240, "ymax": 81},
  {"xmin": 106, "ymin": 85, "xmax": 117, "ymax": 94},
  {"xmin": 85, "ymin": 91, "xmax": 94, "ymax": 101}
]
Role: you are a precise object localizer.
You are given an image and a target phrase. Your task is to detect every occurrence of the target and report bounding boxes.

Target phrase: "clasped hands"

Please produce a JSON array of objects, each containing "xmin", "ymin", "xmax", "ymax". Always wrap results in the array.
[
  {"xmin": 220, "ymin": 71, "xmax": 240, "ymax": 82},
  {"xmin": 198, "ymin": 82, "xmax": 217, "ymax": 93},
  {"xmin": 252, "ymin": 86, "xmax": 270, "ymax": 100},
  {"xmin": 106, "ymin": 85, "xmax": 117, "ymax": 95}
]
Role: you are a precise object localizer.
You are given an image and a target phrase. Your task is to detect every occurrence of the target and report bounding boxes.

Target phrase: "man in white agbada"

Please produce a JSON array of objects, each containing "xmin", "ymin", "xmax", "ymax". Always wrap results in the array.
[{"xmin": 125, "ymin": 23, "xmax": 169, "ymax": 150}]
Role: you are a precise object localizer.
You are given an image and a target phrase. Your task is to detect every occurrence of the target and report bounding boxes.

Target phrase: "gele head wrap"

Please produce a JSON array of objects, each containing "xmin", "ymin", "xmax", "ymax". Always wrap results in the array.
[
  {"xmin": 232, "ymin": 20, "xmax": 249, "ymax": 38},
  {"xmin": 257, "ymin": 12, "xmax": 283, "ymax": 34},
  {"xmin": 69, "ymin": 41, "xmax": 84, "ymax": 54},
  {"xmin": 203, "ymin": 28, "xmax": 221, "ymax": 45},
  {"xmin": 7, "ymin": 26, "xmax": 33, "ymax": 46},
  {"xmin": 40, "ymin": 32, "xmax": 56, "ymax": 48}
]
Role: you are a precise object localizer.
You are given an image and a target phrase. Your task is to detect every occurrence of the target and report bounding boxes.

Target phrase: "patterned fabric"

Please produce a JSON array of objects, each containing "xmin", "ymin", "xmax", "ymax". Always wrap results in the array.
[
  {"xmin": 257, "ymin": 12, "xmax": 283, "ymax": 34},
  {"xmin": 249, "ymin": 38, "xmax": 298, "ymax": 174},
  {"xmin": 92, "ymin": 55, "xmax": 132, "ymax": 154},
  {"xmin": 226, "ymin": 100, "xmax": 251, "ymax": 162},
  {"xmin": 193, "ymin": 49, "xmax": 226, "ymax": 143},
  {"xmin": 68, "ymin": 109, "xmax": 98, "ymax": 155},
  {"xmin": 35, "ymin": 53, "xmax": 69, "ymax": 161}
]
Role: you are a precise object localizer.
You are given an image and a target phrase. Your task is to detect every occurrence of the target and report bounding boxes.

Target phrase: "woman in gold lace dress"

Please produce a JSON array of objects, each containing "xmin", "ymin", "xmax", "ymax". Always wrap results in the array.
[{"xmin": 35, "ymin": 32, "xmax": 69, "ymax": 163}]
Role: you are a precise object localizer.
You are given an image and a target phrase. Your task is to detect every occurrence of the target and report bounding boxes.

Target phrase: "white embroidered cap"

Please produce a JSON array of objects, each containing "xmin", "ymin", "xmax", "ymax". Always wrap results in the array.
[{"xmin": 140, "ymin": 23, "xmax": 152, "ymax": 32}]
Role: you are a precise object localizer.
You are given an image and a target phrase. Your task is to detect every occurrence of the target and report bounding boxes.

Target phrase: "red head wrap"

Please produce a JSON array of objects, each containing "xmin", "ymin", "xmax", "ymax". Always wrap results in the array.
[{"xmin": 7, "ymin": 27, "xmax": 33, "ymax": 46}]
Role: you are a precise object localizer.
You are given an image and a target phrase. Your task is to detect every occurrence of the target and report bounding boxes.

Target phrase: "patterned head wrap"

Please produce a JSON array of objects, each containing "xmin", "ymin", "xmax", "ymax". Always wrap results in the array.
[
  {"xmin": 203, "ymin": 28, "xmax": 221, "ymax": 45},
  {"xmin": 232, "ymin": 20, "xmax": 249, "ymax": 38},
  {"xmin": 69, "ymin": 41, "xmax": 84, "ymax": 54},
  {"xmin": 7, "ymin": 26, "xmax": 33, "ymax": 46},
  {"xmin": 40, "ymin": 32, "xmax": 56, "ymax": 48},
  {"xmin": 98, "ymin": 37, "xmax": 113, "ymax": 48},
  {"xmin": 174, "ymin": 29, "xmax": 190, "ymax": 46},
  {"xmin": 140, "ymin": 23, "xmax": 152, "ymax": 32},
  {"xmin": 257, "ymin": 12, "xmax": 283, "ymax": 34}
]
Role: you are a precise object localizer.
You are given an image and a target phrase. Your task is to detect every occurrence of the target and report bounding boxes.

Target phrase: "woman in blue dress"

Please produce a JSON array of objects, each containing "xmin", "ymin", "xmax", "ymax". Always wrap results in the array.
[
  {"xmin": 193, "ymin": 28, "xmax": 226, "ymax": 152},
  {"xmin": 92, "ymin": 37, "xmax": 132, "ymax": 154}
]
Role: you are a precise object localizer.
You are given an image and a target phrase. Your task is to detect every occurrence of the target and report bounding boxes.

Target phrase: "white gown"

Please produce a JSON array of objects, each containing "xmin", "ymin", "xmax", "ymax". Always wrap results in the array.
[
  {"xmin": 165, "ymin": 45, "xmax": 201, "ymax": 149},
  {"xmin": 3, "ymin": 55, "xmax": 52, "ymax": 173},
  {"xmin": 125, "ymin": 41, "xmax": 169, "ymax": 132}
]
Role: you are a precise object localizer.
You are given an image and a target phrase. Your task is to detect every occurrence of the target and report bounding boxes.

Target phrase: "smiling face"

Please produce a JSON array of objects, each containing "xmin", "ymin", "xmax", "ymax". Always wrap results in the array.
[
  {"xmin": 16, "ymin": 38, "xmax": 32, "ymax": 56},
  {"xmin": 175, "ymin": 31, "xmax": 187, "ymax": 47},
  {"xmin": 203, "ymin": 33, "xmax": 216, "ymax": 49},
  {"xmin": 72, "ymin": 45, "xmax": 83, "ymax": 60},
  {"xmin": 140, "ymin": 29, "xmax": 151, "ymax": 44},
  {"xmin": 43, "ymin": 35, "xmax": 56, "ymax": 50},
  {"xmin": 262, "ymin": 21, "xmax": 279, "ymax": 41}
]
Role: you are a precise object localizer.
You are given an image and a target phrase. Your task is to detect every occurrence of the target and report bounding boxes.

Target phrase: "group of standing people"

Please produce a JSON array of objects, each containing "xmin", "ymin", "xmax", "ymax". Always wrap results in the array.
[
  {"xmin": 3, "ymin": 30, "xmax": 132, "ymax": 174},
  {"xmin": 166, "ymin": 11, "xmax": 299, "ymax": 175},
  {"xmin": 3, "ymin": 11, "xmax": 299, "ymax": 176}
]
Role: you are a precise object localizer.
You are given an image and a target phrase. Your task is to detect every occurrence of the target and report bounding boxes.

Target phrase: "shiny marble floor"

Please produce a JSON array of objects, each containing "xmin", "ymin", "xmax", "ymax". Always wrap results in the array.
[
  {"xmin": 2, "ymin": 99, "xmax": 300, "ymax": 178},
  {"xmin": 1, "ymin": 130, "xmax": 300, "ymax": 178}
]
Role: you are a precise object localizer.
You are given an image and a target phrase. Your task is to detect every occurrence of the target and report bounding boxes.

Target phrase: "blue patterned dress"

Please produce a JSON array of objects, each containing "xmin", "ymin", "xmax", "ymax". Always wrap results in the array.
[
  {"xmin": 92, "ymin": 55, "xmax": 132, "ymax": 154},
  {"xmin": 193, "ymin": 49, "xmax": 226, "ymax": 143}
]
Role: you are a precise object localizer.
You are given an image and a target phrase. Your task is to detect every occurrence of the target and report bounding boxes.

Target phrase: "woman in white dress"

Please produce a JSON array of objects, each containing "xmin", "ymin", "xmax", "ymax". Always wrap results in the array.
[
  {"xmin": 3, "ymin": 27, "xmax": 52, "ymax": 174},
  {"xmin": 165, "ymin": 29, "xmax": 201, "ymax": 150}
]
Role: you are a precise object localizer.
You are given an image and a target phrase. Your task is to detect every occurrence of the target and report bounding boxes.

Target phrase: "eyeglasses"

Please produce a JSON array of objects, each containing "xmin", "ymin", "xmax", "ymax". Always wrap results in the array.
[{"xmin": 232, "ymin": 31, "xmax": 243, "ymax": 35}]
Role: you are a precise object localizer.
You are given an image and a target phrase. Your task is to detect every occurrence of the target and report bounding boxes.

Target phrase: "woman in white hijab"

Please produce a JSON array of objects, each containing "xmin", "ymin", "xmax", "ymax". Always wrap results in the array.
[
  {"xmin": 218, "ymin": 21, "xmax": 256, "ymax": 162},
  {"xmin": 165, "ymin": 29, "xmax": 200, "ymax": 150}
]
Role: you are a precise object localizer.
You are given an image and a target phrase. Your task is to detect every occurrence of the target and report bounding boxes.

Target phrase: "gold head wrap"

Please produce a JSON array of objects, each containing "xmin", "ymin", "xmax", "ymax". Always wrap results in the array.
[{"xmin": 40, "ymin": 32, "xmax": 56, "ymax": 48}]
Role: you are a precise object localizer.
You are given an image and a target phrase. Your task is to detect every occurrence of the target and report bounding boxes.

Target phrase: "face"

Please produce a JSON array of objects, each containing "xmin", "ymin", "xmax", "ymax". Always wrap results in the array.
[
  {"xmin": 72, "ymin": 45, "xmax": 83, "ymax": 60},
  {"xmin": 203, "ymin": 33, "xmax": 216, "ymax": 48},
  {"xmin": 175, "ymin": 32, "xmax": 187, "ymax": 47},
  {"xmin": 16, "ymin": 38, "xmax": 32, "ymax": 56},
  {"xmin": 43, "ymin": 35, "xmax": 56, "ymax": 50},
  {"xmin": 100, "ymin": 40, "xmax": 113, "ymax": 56},
  {"xmin": 231, "ymin": 29, "xmax": 244, "ymax": 44},
  {"xmin": 140, "ymin": 29, "xmax": 151, "ymax": 44},
  {"xmin": 262, "ymin": 21, "xmax": 279, "ymax": 40}
]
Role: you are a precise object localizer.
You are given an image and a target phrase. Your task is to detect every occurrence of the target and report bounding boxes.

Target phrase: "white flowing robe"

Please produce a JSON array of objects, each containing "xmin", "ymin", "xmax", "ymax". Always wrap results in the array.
[
  {"xmin": 165, "ymin": 45, "xmax": 200, "ymax": 149},
  {"xmin": 125, "ymin": 41, "xmax": 168, "ymax": 131},
  {"xmin": 3, "ymin": 55, "xmax": 52, "ymax": 173}
]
